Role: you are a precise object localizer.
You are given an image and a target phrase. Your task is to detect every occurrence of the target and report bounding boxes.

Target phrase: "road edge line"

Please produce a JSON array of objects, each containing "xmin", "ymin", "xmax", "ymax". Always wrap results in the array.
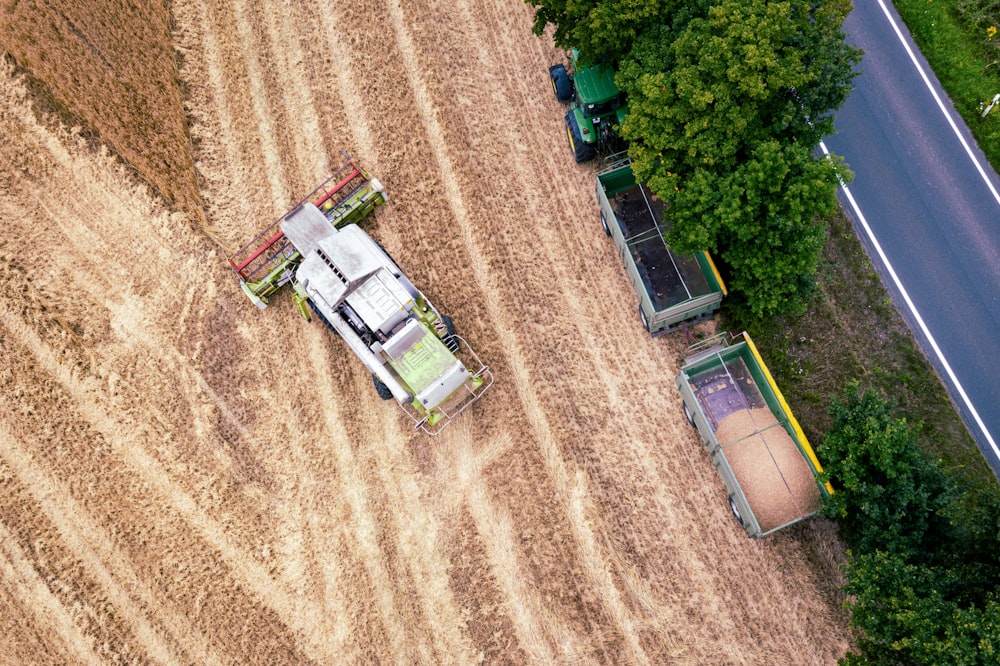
[
  {"xmin": 820, "ymin": 140, "xmax": 1000, "ymax": 464},
  {"xmin": 876, "ymin": 0, "xmax": 1000, "ymax": 206}
]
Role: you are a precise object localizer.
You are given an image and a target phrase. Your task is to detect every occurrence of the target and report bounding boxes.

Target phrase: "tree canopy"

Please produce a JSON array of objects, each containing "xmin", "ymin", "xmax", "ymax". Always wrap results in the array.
[
  {"xmin": 615, "ymin": 0, "xmax": 858, "ymax": 316},
  {"xmin": 529, "ymin": 0, "xmax": 860, "ymax": 317},
  {"xmin": 819, "ymin": 383, "xmax": 956, "ymax": 558},
  {"xmin": 619, "ymin": 0, "xmax": 858, "ymax": 177},
  {"xmin": 841, "ymin": 550, "xmax": 1000, "ymax": 666},
  {"xmin": 819, "ymin": 384, "xmax": 1000, "ymax": 665},
  {"xmin": 526, "ymin": 0, "xmax": 691, "ymax": 66},
  {"xmin": 662, "ymin": 140, "xmax": 847, "ymax": 316}
]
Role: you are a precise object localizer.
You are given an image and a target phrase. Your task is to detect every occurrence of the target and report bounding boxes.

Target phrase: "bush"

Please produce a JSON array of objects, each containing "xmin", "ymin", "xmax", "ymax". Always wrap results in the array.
[{"xmin": 819, "ymin": 383, "xmax": 955, "ymax": 559}]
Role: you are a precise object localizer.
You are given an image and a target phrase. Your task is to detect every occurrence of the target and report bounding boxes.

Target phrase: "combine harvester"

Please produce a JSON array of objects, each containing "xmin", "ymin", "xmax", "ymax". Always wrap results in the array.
[{"xmin": 227, "ymin": 155, "xmax": 492, "ymax": 434}]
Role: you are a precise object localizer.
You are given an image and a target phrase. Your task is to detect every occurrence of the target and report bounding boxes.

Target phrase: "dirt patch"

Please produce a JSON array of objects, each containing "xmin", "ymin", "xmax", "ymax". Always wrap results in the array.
[{"xmin": 0, "ymin": 0, "xmax": 201, "ymax": 221}]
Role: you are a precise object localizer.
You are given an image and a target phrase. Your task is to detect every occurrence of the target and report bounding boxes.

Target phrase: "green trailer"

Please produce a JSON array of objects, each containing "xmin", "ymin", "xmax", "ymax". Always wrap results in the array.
[
  {"xmin": 596, "ymin": 158, "xmax": 727, "ymax": 335},
  {"xmin": 676, "ymin": 333, "xmax": 833, "ymax": 538}
]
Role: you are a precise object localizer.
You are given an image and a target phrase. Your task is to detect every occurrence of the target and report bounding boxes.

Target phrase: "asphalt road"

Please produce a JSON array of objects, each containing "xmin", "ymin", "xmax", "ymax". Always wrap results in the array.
[{"xmin": 821, "ymin": 0, "xmax": 1000, "ymax": 476}]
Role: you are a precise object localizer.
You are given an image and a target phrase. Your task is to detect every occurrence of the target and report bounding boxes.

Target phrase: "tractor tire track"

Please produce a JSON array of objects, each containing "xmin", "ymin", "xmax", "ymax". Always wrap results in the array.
[
  {"xmin": 0, "ymin": 419, "xmax": 215, "ymax": 665},
  {"xmin": 0, "ymin": 0, "xmax": 856, "ymax": 663},
  {"xmin": 376, "ymin": 0, "xmax": 659, "ymax": 660},
  {"xmin": 0, "ymin": 297, "xmax": 327, "ymax": 663},
  {"xmin": 374, "ymin": 0, "xmax": 604, "ymax": 658},
  {"xmin": 0, "ymin": 517, "xmax": 104, "ymax": 666}
]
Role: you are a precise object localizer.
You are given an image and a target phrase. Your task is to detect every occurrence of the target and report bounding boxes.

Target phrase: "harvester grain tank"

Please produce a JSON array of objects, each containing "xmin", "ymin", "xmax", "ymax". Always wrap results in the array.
[
  {"xmin": 227, "ymin": 155, "xmax": 492, "ymax": 434},
  {"xmin": 596, "ymin": 158, "xmax": 727, "ymax": 334},
  {"xmin": 676, "ymin": 333, "xmax": 833, "ymax": 537}
]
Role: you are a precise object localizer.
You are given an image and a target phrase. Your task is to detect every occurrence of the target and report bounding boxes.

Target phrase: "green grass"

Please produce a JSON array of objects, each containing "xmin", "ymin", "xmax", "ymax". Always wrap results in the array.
[
  {"xmin": 727, "ymin": 208, "xmax": 995, "ymax": 487},
  {"xmin": 893, "ymin": 0, "xmax": 1000, "ymax": 169}
]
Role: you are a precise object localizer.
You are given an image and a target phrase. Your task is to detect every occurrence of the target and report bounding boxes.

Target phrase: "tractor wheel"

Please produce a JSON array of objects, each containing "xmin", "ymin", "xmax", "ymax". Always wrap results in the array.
[
  {"xmin": 548, "ymin": 64, "xmax": 573, "ymax": 102},
  {"xmin": 599, "ymin": 210, "xmax": 611, "ymax": 237},
  {"xmin": 372, "ymin": 374, "xmax": 394, "ymax": 401},
  {"xmin": 565, "ymin": 111, "xmax": 597, "ymax": 163}
]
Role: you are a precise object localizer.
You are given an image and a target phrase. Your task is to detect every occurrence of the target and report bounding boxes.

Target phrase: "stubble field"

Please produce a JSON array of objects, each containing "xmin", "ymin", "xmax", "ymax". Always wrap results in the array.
[{"xmin": 0, "ymin": 0, "xmax": 853, "ymax": 663}]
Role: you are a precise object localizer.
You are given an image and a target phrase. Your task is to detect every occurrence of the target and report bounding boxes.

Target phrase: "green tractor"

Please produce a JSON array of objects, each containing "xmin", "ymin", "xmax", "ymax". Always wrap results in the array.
[{"xmin": 548, "ymin": 50, "xmax": 627, "ymax": 163}]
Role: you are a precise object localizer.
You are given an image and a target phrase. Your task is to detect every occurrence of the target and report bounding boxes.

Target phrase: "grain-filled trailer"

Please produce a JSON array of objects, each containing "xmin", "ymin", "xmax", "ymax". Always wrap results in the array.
[{"xmin": 676, "ymin": 333, "xmax": 833, "ymax": 537}]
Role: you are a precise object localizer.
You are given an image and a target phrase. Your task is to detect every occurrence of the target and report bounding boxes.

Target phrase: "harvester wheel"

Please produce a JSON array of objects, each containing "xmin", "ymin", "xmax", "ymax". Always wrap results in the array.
[
  {"xmin": 548, "ymin": 64, "xmax": 573, "ymax": 102},
  {"xmin": 372, "ymin": 374, "xmax": 394, "ymax": 401},
  {"xmin": 565, "ymin": 112, "xmax": 597, "ymax": 163},
  {"xmin": 442, "ymin": 315, "xmax": 460, "ymax": 353},
  {"xmin": 308, "ymin": 299, "xmax": 339, "ymax": 335}
]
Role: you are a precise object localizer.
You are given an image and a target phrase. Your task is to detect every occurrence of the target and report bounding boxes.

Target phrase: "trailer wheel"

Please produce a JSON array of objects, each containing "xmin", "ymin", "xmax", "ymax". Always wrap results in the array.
[
  {"xmin": 372, "ymin": 374, "xmax": 394, "ymax": 401},
  {"xmin": 548, "ymin": 64, "xmax": 573, "ymax": 102},
  {"xmin": 728, "ymin": 496, "xmax": 746, "ymax": 527},
  {"xmin": 599, "ymin": 210, "xmax": 611, "ymax": 237},
  {"xmin": 565, "ymin": 112, "xmax": 597, "ymax": 163},
  {"xmin": 638, "ymin": 306, "xmax": 650, "ymax": 333},
  {"xmin": 682, "ymin": 401, "xmax": 697, "ymax": 429}
]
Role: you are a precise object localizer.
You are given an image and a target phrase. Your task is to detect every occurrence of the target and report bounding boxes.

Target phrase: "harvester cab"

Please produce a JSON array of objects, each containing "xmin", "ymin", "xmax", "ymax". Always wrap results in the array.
[
  {"xmin": 226, "ymin": 154, "xmax": 493, "ymax": 434},
  {"xmin": 227, "ymin": 157, "xmax": 388, "ymax": 311}
]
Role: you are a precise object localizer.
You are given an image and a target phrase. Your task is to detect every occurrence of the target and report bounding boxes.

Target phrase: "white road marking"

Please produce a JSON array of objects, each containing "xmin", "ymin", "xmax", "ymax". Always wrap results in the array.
[{"xmin": 820, "ymin": 140, "xmax": 999, "ymax": 462}]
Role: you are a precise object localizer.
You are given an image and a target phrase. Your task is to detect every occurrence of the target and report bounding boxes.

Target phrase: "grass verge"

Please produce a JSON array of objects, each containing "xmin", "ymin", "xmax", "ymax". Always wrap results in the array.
[
  {"xmin": 892, "ymin": 0, "xmax": 1000, "ymax": 175},
  {"xmin": 727, "ymin": 209, "xmax": 995, "ymax": 487}
]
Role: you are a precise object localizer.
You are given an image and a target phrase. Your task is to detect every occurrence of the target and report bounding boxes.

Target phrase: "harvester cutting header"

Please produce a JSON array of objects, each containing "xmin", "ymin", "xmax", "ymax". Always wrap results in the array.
[{"xmin": 227, "ymin": 154, "xmax": 492, "ymax": 434}]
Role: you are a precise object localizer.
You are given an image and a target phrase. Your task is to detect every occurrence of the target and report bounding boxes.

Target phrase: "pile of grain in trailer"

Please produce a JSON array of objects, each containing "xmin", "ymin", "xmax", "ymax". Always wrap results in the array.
[{"xmin": 716, "ymin": 408, "xmax": 822, "ymax": 531}]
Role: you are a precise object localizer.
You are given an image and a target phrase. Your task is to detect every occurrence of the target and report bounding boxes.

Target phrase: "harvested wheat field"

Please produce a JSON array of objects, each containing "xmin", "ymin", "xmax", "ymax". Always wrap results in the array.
[{"xmin": 0, "ymin": 0, "xmax": 852, "ymax": 663}]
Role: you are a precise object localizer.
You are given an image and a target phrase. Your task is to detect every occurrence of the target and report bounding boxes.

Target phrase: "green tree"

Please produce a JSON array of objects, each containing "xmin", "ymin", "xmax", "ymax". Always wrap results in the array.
[
  {"xmin": 526, "ymin": 0, "xmax": 691, "ymax": 65},
  {"xmin": 841, "ymin": 551, "xmax": 1000, "ymax": 666},
  {"xmin": 819, "ymin": 383, "xmax": 955, "ymax": 558},
  {"xmin": 666, "ymin": 140, "xmax": 847, "ymax": 317},
  {"xmin": 619, "ymin": 0, "xmax": 859, "ymax": 179},
  {"xmin": 616, "ymin": 0, "xmax": 859, "ymax": 316},
  {"xmin": 820, "ymin": 384, "xmax": 1000, "ymax": 664},
  {"xmin": 936, "ymin": 474, "xmax": 1000, "ymax": 607}
]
